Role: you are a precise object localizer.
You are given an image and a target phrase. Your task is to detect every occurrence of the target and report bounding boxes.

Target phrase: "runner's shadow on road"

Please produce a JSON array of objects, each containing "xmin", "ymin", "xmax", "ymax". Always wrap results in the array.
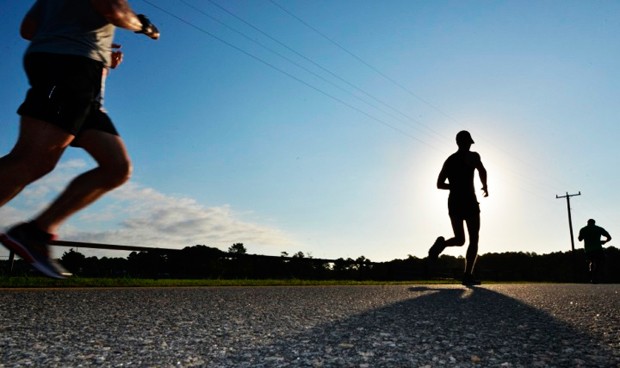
[{"xmin": 221, "ymin": 285, "xmax": 617, "ymax": 367}]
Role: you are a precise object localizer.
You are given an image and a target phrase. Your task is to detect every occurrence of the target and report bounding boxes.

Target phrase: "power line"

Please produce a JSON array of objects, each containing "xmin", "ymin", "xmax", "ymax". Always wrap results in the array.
[
  {"xmin": 178, "ymin": 0, "xmax": 439, "ymax": 143},
  {"xmin": 142, "ymin": 0, "xmax": 438, "ymax": 148},
  {"xmin": 206, "ymin": 0, "xmax": 448, "ymax": 145},
  {"xmin": 267, "ymin": 0, "xmax": 452, "ymax": 122}
]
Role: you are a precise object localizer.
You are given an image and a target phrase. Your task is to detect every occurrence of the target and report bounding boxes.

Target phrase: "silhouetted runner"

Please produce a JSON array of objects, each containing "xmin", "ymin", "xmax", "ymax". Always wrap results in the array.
[
  {"xmin": 428, "ymin": 130, "xmax": 488, "ymax": 285},
  {"xmin": 0, "ymin": 0, "xmax": 159, "ymax": 278},
  {"xmin": 578, "ymin": 219, "xmax": 611, "ymax": 283}
]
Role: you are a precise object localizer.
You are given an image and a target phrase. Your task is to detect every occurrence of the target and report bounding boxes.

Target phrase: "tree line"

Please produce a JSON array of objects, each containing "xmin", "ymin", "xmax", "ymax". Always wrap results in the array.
[{"xmin": 2, "ymin": 243, "xmax": 619, "ymax": 283}]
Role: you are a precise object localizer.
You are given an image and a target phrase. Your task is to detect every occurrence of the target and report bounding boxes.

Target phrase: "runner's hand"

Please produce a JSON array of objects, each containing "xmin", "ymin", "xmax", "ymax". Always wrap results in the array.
[
  {"xmin": 135, "ymin": 14, "xmax": 160, "ymax": 40},
  {"xmin": 110, "ymin": 43, "xmax": 123, "ymax": 69}
]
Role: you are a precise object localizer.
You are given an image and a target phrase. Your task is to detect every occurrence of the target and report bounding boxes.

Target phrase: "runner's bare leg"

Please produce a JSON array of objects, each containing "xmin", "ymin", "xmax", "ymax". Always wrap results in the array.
[
  {"xmin": 33, "ymin": 129, "xmax": 131, "ymax": 234},
  {"xmin": 0, "ymin": 117, "xmax": 72, "ymax": 207}
]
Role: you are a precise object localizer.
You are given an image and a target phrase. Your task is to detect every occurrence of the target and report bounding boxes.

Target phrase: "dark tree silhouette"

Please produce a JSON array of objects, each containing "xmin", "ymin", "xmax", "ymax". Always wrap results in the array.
[
  {"xmin": 228, "ymin": 243, "xmax": 247, "ymax": 254},
  {"xmin": 5, "ymin": 244, "xmax": 618, "ymax": 283}
]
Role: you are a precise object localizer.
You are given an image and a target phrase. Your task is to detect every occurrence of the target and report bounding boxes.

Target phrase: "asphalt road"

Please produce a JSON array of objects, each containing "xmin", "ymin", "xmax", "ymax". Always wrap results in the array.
[{"xmin": 0, "ymin": 284, "xmax": 618, "ymax": 367}]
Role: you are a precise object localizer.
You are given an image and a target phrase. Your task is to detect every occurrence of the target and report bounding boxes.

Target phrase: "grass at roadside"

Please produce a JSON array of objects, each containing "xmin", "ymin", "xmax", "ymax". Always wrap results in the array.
[{"xmin": 0, "ymin": 276, "xmax": 458, "ymax": 288}]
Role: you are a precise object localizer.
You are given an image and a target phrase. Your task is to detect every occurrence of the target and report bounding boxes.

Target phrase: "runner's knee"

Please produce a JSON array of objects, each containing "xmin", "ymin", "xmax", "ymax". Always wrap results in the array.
[
  {"xmin": 99, "ymin": 158, "xmax": 132, "ymax": 189},
  {"xmin": 447, "ymin": 235, "xmax": 466, "ymax": 246}
]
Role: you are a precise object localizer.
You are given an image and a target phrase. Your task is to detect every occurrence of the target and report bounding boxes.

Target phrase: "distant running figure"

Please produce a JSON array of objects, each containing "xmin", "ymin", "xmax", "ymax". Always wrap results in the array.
[
  {"xmin": 428, "ymin": 130, "xmax": 488, "ymax": 286},
  {"xmin": 578, "ymin": 219, "xmax": 611, "ymax": 283}
]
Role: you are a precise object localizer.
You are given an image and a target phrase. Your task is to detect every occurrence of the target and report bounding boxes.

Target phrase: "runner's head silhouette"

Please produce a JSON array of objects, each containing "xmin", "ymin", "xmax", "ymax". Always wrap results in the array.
[{"xmin": 456, "ymin": 130, "xmax": 474, "ymax": 149}]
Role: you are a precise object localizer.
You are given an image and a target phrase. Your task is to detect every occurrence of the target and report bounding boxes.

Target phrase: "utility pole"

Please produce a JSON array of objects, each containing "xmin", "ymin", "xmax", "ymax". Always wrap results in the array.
[{"xmin": 556, "ymin": 191, "xmax": 581, "ymax": 252}]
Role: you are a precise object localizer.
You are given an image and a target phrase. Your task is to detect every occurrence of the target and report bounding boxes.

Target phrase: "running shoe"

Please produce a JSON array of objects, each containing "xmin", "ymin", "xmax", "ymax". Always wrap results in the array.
[
  {"xmin": 49, "ymin": 257, "xmax": 73, "ymax": 278},
  {"xmin": 462, "ymin": 273, "xmax": 481, "ymax": 286},
  {"xmin": 427, "ymin": 236, "xmax": 445, "ymax": 261},
  {"xmin": 0, "ymin": 222, "xmax": 68, "ymax": 279}
]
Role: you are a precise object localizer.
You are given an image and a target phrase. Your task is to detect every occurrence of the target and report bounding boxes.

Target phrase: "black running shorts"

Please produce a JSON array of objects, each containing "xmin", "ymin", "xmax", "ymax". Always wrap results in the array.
[
  {"xmin": 17, "ymin": 52, "xmax": 119, "ymax": 138},
  {"xmin": 448, "ymin": 196, "xmax": 480, "ymax": 220},
  {"xmin": 585, "ymin": 249, "xmax": 605, "ymax": 263}
]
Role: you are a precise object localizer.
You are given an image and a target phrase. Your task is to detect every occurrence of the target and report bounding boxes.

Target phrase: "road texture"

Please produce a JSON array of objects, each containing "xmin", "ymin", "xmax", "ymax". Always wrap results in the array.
[{"xmin": 0, "ymin": 284, "xmax": 618, "ymax": 367}]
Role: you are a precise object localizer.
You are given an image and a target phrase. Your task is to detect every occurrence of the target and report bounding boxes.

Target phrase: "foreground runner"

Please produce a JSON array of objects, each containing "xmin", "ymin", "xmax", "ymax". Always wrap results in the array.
[{"xmin": 0, "ymin": 0, "xmax": 159, "ymax": 278}]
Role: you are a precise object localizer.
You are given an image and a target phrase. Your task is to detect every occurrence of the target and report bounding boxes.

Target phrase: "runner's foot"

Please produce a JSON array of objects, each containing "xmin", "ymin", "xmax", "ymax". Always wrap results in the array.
[
  {"xmin": 428, "ymin": 236, "xmax": 445, "ymax": 261},
  {"xmin": 0, "ymin": 222, "xmax": 69, "ymax": 279},
  {"xmin": 462, "ymin": 273, "xmax": 481, "ymax": 286},
  {"xmin": 49, "ymin": 257, "xmax": 73, "ymax": 278}
]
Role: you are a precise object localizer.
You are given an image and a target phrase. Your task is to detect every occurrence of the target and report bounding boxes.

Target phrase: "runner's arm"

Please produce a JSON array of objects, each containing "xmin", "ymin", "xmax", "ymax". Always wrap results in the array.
[
  {"xmin": 91, "ymin": 0, "xmax": 142, "ymax": 31},
  {"xmin": 602, "ymin": 230, "xmax": 612, "ymax": 244},
  {"xmin": 437, "ymin": 166, "xmax": 450, "ymax": 190},
  {"xmin": 91, "ymin": 0, "xmax": 159, "ymax": 39},
  {"xmin": 476, "ymin": 155, "xmax": 488, "ymax": 197}
]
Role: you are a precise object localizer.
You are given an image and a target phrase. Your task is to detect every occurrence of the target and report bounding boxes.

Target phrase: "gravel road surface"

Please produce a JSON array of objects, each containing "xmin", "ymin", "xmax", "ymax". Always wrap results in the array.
[{"xmin": 0, "ymin": 284, "xmax": 618, "ymax": 367}]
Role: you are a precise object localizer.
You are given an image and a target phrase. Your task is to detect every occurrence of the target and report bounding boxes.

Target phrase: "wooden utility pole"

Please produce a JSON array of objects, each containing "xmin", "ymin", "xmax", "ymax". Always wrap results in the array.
[{"xmin": 556, "ymin": 192, "xmax": 581, "ymax": 252}]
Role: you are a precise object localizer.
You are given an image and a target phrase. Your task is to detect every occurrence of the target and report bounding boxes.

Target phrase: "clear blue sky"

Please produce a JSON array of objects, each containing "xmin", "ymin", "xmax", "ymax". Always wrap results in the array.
[{"xmin": 1, "ymin": 0, "xmax": 619, "ymax": 262}]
